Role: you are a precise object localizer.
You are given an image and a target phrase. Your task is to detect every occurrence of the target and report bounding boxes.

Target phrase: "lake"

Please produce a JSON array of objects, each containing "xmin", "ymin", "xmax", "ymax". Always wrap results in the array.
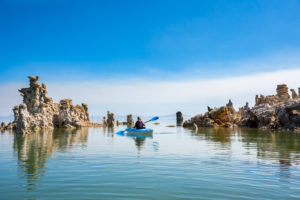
[{"xmin": 1, "ymin": 118, "xmax": 300, "ymax": 200}]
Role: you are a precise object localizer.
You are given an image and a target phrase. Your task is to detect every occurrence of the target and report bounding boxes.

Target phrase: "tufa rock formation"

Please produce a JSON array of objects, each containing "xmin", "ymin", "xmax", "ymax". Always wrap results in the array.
[
  {"xmin": 183, "ymin": 100, "xmax": 238, "ymax": 128},
  {"xmin": 57, "ymin": 99, "xmax": 90, "ymax": 128},
  {"xmin": 276, "ymin": 84, "xmax": 290, "ymax": 101},
  {"xmin": 254, "ymin": 84, "xmax": 293, "ymax": 106},
  {"xmin": 183, "ymin": 84, "xmax": 300, "ymax": 130},
  {"xmin": 116, "ymin": 120, "xmax": 127, "ymax": 126},
  {"xmin": 176, "ymin": 111, "xmax": 183, "ymax": 125},
  {"xmin": 106, "ymin": 111, "xmax": 115, "ymax": 127},
  {"xmin": 290, "ymin": 89, "xmax": 298, "ymax": 99},
  {"xmin": 5, "ymin": 76, "xmax": 101, "ymax": 134},
  {"xmin": 239, "ymin": 84, "xmax": 300, "ymax": 130},
  {"xmin": 103, "ymin": 116, "xmax": 107, "ymax": 126},
  {"xmin": 127, "ymin": 114, "xmax": 134, "ymax": 127},
  {"xmin": 0, "ymin": 122, "xmax": 6, "ymax": 133}
]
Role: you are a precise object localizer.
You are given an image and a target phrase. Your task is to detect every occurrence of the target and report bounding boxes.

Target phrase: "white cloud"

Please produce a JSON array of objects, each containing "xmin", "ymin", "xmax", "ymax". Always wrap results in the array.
[{"xmin": 0, "ymin": 68, "xmax": 299, "ymax": 117}]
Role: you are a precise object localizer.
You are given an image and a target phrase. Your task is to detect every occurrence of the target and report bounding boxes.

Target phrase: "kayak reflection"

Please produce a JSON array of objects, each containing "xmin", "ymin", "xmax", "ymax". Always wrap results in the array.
[{"xmin": 116, "ymin": 129, "xmax": 153, "ymax": 151}]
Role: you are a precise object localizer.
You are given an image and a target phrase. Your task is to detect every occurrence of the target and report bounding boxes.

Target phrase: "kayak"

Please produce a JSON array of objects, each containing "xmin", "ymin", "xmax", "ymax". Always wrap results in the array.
[
  {"xmin": 115, "ymin": 128, "xmax": 153, "ymax": 138},
  {"xmin": 115, "ymin": 116, "xmax": 159, "ymax": 137},
  {"xmin": 125, "ymin": 128, "xmax": 153, "ymax": 135}
]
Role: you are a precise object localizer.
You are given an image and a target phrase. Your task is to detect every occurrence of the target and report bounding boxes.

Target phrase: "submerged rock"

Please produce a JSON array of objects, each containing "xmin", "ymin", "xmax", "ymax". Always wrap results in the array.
[
  {"xmin": 166, "ymin": 125, "xmax": 176, "ymax": 127},
  {"xmin": 9, "ymin": 76, "xmax": 100, "ymax": 134}
]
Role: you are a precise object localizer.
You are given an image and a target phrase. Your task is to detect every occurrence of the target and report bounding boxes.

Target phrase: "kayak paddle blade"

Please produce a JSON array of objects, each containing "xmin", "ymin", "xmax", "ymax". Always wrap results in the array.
[{"xmin": 150, "ymin": 116, "xmax": 159, "ymax": 121}]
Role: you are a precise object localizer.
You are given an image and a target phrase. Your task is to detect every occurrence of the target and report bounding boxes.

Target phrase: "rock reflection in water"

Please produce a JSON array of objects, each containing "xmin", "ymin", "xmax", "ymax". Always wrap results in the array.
[
  {"xmin": 13, "ymin": 128, "xmax": 88, "ymax": 190},
  {"xmin": 238, "ymin": 128, "xmax": 300, "ymax": 183},
  {"xmin": 193, "ymin": 127, "xmax": 232, "ymax": 148},
  {"xmin": 192, "ymin": 127, "xmax": 300, "ymax": 166},
  {"xmin": 103, "ymin": 126, "xmax": 115, "ymax": 137},
  {"xmin": 239, "ymin": 128, "xmax": 300, "ymax": 165}
]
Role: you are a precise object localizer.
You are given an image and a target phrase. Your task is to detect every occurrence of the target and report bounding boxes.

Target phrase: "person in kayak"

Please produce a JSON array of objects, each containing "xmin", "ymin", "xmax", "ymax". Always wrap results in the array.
[{"xmin": 134, "ymin": 117, "xmax": 145, "ymax": 129}]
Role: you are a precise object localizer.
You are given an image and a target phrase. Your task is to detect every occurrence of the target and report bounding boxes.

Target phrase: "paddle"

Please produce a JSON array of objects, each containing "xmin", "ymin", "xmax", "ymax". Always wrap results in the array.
[
  {"xmin": 144, "ymin": 116, "xmax": 159, "ymax": 123},
  {"xmin": 116, "ymin": 116, "xmax": 159, "ymax": 135}
]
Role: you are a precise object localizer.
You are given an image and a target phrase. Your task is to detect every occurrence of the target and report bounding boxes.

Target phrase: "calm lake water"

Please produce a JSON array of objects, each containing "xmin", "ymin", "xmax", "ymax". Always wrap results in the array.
[{"xmin": 1, "ymin": 118, "xmax": 300, "ymax": 200}]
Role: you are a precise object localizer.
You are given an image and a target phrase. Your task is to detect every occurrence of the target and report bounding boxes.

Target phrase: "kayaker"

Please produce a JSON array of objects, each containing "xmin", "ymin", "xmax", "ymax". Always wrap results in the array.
[{"xmin": 134, "ymin": 117, "xmax": 145, "ymax": 129}]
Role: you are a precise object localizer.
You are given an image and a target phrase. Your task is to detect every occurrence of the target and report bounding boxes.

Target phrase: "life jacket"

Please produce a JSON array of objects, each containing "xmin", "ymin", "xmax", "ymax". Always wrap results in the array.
[{"xmin": 135, "ymin": 121, "xmax": 145, "ymax": 129}]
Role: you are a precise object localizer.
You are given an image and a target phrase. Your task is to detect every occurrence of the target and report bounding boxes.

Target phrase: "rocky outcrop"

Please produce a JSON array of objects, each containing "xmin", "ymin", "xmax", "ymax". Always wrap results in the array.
[
  {"xmin": 240, "ymin": 84, "xmax": 300, "ymax": 130},
  {"xmin": 240, "ymin": 99, "xmax": 300, "ymax": 130},
  {"xmin": 127, "ymin": 114, "xmax": 134, "ymax": 127},
  {"xmin": 103, "ymin": 117, "xmax": 107, "ymax": 126},
  {"xmin": 106, "ymin": 111, "xmax": 115, "ymax": 127},
  {"xmin": 57, "ymin": 99, "xmax": 90, "ymax": 128},
  {"xmin": 116, "ymin": 120, "xmax": 127, "ymax": 126},
  {"xmin": 290, "ymin": 89, "xmax": 298, "ymax": 99},
  {"xmin": 183, "ymin": 84, "xmax": 300, "ymax": 130},
  {"xmin": 0, "ymin": 122, "xmax": 6, "ymax": 133},
  {"xmin": 7, "ymin": 76, "xmax": 101, "ymax": 134},
  {"xmin": 3, "ymin": 122, "xmax": 15, "ymax": 132},
  {"xmin": 238, "ymin": 102, "xmax": 250, "ymax": 118},
  {"xmin": 254, "ymin": 84, "xmax": 292, "ymax": 106},
  {"xmin": 176, "ymin": 111, "xmax": 183, "ymax": 125},
  {"xmin": 183, "ymin": 100, "xmax": 238, "ymax": 128},
  {"xmin": 277, "ymin": 84, "xmax": 290, "ymax": 101}
]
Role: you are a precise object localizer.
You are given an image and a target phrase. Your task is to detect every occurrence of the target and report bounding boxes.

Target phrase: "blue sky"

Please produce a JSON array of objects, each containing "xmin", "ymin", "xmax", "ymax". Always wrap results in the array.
[
  {"xmin": 1, "ymin": 0, "xmax": 300, "ymax": 81},
  {"xmin": 0, "ymin": 0, "xmax": 300, "ymax": 117}
]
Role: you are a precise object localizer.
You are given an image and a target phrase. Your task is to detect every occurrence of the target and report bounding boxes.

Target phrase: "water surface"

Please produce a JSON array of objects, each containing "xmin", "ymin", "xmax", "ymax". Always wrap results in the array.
[{"xmin": 1, "ymin": 119, "xmax": 300, "ymax": 200}]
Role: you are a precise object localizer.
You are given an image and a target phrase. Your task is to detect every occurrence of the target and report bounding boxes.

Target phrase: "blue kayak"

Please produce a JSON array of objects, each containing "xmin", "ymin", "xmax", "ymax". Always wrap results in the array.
[
  {"xmin": 125, "ymin": 128, "xmax": 153, "ymax": 135},
  {"xmin": 116, "ymin": 128, "xmax": 153, "ymax": 138}
]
